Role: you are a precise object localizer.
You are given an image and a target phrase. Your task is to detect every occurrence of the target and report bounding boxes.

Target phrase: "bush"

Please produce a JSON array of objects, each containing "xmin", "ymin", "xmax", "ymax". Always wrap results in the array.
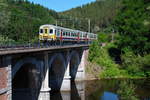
[
  {"xmin": 89, "ymin": 42, "xmax": 128, "ymax": 78},
  {"xmin": 121, "ymin": 49, "xmax": 150, "ymax": 77},
  {"xmin": 100, "ymin": 66, "xmax": 128, "ymax": 78},
  {"xmin": 114, "ymin": 0, "xmax": 150, "ymax": 54},
  {"xmin": 88, "ymin": 40, "xmax": 100, "ymax": 62},
  {"xmin": 97, "ymin": 32, "xmax": 109, "ymax": 43},
  {"xmin": 0, "ymin": 35, "xmax": 15, "ymax": 45}
]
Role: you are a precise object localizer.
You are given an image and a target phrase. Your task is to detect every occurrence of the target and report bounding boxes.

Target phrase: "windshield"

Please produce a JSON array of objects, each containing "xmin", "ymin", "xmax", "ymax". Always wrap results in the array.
[
  {"xmin": 45, "ymin": 29, "xmax": 48, "ymax": 34},
  {"xmin": 40, "ymin": 29, "xmax": 43, "ymax": 33}
]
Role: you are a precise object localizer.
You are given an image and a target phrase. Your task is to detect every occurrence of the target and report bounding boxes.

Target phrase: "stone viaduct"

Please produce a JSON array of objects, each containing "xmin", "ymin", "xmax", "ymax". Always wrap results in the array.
[{"xmin": 0, "ymin": 45, "xmax": 89, "ymax": 100}]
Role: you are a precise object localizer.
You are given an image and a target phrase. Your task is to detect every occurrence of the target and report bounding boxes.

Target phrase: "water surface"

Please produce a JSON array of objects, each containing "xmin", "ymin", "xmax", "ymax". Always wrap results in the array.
[{"xmin": 13, "ymin": 79, "xmax": 150, "ymax": 100}]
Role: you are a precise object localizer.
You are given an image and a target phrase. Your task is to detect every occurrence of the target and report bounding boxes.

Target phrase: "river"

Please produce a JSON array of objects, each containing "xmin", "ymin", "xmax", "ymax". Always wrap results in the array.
[{"xmin": 13, "ymin": 79, "xmax": 150, "ymax": 100}]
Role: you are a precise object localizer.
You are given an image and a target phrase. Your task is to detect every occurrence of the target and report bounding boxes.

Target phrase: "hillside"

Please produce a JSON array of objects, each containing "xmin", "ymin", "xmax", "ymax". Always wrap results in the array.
[
  {"xmin": 0, "ymin": 0, "xmax": 58, "ymax": 43},
  {"xmin": 60, "ymin": 0, "xmax": 123, "ymax": 32}
]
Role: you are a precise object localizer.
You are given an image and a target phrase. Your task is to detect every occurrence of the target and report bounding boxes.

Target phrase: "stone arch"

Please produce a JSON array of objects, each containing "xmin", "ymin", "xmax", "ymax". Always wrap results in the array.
[
  {"xmin": 69, "ymin": 51, "xmax": 80, "ymax": 80},
  {"xmin": 12, "ymin": 57, "xmax": 43, "ymax": 99},
  {"xmin": 49, "ymin": 53, "xmax": 66, "ymax": 91},
  {"xmin": 12, "ymin": 57, "xmax": 43, "ymax": 78}
]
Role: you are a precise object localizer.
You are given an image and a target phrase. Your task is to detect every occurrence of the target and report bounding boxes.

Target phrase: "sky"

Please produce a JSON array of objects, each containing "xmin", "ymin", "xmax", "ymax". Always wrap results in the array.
[{"xmin": 28, "ymin": 0, "xmax": 96, "ymax": 12}]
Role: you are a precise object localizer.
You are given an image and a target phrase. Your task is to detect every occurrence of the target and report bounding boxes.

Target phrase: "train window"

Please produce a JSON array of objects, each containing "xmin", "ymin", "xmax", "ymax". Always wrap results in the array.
[
  {"xmin": 80, "ymin": 33, "xmax": 82, "ymax": 37},
  {"xmin": 45, "ymin": 29, "xmax": 48, "ymax": 34},
  {"xmin": 57, "ymin": 30, "xmax": 60, "ymax": 36},
  {"xmin": 40, "ymin": 29, "xmax": 43, "ymax": 33},
  {"xmin": 49, "ymin": 29, "xmax": 53, "ymax": 34},
  {"xmin": 63, "ymin": 32, "xmax": 65, "ymax": 36},
  {"xmin": 67, "ymin": 32, "xmax": 69, "ymax": 36}
]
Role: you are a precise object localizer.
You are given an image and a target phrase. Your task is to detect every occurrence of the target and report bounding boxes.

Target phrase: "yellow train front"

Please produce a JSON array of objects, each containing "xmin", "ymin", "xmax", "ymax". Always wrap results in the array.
[{"xmin": 39, "ymin": 25, "xmax": 56, "ymax": 42}]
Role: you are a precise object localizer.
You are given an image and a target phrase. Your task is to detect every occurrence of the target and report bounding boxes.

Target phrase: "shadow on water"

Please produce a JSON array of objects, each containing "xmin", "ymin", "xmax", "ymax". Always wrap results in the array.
[
  {"xmin": 71, "ymin": 81, "xmax": 81, "ymax": 100},
  {"xmin": 12, "ymin": 79, "xmax": 150, "ymax": 100},
  {"xmin": 50, "ymin": 81, "xmax": 81, "ymax": 100}
]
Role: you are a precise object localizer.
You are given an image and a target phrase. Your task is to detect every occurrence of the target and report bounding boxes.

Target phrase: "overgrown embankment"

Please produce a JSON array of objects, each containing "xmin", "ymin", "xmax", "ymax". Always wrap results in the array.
[
  {"xmin": 87, "ymin": 41, "xmax": 150, "ymax": 79},
  {"xmin": 87, "ymin": 0, "xmax": 150, "ymax": 79}
]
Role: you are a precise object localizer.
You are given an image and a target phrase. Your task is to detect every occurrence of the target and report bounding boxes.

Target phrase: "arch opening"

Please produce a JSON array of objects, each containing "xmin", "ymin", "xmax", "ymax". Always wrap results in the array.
[
  {"xmin": 49, "ymin": 54, "xmax": 66, "ymax": 91},
  {"xmin": 12, "ymin": 63, "xmax": 41, "ymax": 100},
  {"xmin": 70, "ymin": 52, "xmax": 80, "ymax": 80}
]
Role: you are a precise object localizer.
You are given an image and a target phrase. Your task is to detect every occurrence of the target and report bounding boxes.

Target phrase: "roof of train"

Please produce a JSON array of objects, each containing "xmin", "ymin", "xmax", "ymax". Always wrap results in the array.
[{"xmin": 40, "ymin": 24, "xmax": 96, "ymax": 35}]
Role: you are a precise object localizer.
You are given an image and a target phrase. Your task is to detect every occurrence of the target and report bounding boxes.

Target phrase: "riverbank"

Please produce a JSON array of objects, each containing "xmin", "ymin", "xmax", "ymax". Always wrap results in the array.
[{"xmin": 86, "ymin": 41, "xmax": 150, "ymax": 80}]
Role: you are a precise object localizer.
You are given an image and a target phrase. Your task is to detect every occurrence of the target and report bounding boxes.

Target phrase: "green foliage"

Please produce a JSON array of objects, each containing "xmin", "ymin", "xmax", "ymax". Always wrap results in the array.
[
  {"xmin": 97, "ymin": 43, "xmax": 128, "ymax": 78},
  {"xmin": 100, "ymin": 67, "xmax": 127, "ymax": 78},
  {"xmin": 0, "ymin": 35, "xmax": 15, "ymax": 45},
  {"xmin": 114, "ymin": 0, "xmax": 150, "ymax": 54},
  {"xmin": 97, "ymin": 32, "xmax": 109, "ymax": 43},
  {"xmin": 0, "ymin": 0, "xmax": 10, "ymax": 30},
  {"xmin": 121, "ymin": 49, "xmax": 150, "ymax": 77},
  {"xmin": 88, "ymin": 42, "xmax": 128, "ymax": 78},
  {"xmin": 88, "ymin": 40, "xmax": 100, "ymax": 62},
  {"xmin": 1, "ymin": 0, "xmax": 56, "ymax": 43},
  {"xmin": 88, "ymin": 0, "xmax": 150, "ymax": 78},
  {"xmin": 60, "ymin": 0, "xmax": 123, "ymax": 32}
]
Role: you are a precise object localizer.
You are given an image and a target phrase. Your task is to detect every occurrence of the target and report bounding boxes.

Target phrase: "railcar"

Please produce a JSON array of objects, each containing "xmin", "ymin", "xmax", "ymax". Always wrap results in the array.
[{"xmin": 39, "ymin": 24, "xmax": 97, "ymax": 44}]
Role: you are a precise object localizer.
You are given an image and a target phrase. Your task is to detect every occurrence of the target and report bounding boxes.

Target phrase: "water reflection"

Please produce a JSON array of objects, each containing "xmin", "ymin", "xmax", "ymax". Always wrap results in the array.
[
  {"xmin": 101, "ymin": 92, "xmax": 118, "ymax": 100},
  {"xmin": 12, "ymin": 79, "xmax": 150, "ymax": 100}
]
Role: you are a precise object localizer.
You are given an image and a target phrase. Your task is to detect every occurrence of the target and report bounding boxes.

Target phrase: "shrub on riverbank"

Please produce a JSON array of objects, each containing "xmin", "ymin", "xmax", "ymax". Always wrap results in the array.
[
  {"xmin": 88, "ymin": 42, "xmax": 128, "ymax": 78},
  {"xmin": 121, "ymin": 50, "xmax": 150, "ymax": 77},
  {"xmin": 88, "ymin": 41, "xmax": 150, "ymax": 78}
]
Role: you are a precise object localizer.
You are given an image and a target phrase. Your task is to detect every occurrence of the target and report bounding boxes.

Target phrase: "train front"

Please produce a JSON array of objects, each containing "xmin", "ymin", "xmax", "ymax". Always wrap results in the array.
[{"xmin": 39, "ymin": 25, "xmax": 56, "ymax": 42}]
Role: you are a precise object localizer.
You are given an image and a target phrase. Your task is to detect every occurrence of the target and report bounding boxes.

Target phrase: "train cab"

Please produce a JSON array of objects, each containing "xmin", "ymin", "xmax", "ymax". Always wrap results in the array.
[{"xmin": 39, "ymin": 25, "xmax": 56, "ymax": 41}]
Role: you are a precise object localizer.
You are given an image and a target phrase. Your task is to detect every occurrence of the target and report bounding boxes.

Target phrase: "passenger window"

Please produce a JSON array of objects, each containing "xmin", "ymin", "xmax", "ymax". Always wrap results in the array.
[
  {"xmin": 49, "ymin": 29, "xmax": 53, "ymax": 34},
  {"xmin": 63, "ymin": 32, "xmax": 65, "ymax": 36},
  {"xmin": 57, "ymin": 30, "xmax": 60, "ymax": 36},
  {"xmin": 55, "ymin": 30, "xmax": 56, "ymax": 35}
]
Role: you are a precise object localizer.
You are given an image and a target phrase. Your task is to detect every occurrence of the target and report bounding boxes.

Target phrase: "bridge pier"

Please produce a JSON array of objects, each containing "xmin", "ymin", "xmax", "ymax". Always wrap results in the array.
[
  {"xmin": 0, "ymin": 56, "xmax": 12, "ymax": 100},
  {"xmin": 40, "ymin": 53, "xmax": 51, "ymax": 92},
  {"xmin": 61, "ymin": 51, "xmax": 71, "ymax": 91},
  {"xmin": 75, "ymin": 50, "xmax": 86, "ymax": 81}
]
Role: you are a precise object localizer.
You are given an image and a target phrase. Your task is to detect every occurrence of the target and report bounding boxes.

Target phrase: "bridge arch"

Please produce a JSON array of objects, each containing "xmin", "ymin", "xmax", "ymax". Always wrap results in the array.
[
  {"xmin": 12, "ymin": 57, "xmax": 43, "ymax": 90},
  {"xmin": 49, "ymin": 53, "xmax": 66, "ymax": 91},
  {"xmin": 69, "ymin": 51, "xmax": 80, "ymax": 80}
]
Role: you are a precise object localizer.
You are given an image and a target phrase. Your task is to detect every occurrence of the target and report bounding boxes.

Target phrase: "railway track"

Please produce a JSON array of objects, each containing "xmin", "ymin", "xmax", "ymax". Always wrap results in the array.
[{"xmin": 0, "ymin": 43, "xmax": 89, "ymax": 56}]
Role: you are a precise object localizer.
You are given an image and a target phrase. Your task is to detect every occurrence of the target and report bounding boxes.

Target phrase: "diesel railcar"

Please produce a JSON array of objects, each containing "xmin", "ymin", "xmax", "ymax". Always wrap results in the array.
[{"xmin": 39, "ymin": 24, "xmax": 97, "ymax": 44}]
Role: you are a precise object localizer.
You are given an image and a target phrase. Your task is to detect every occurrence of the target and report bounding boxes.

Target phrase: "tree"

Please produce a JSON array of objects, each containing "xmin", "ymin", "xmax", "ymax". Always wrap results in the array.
[
  {"xmin": 88, "ymin": 41, "xmax": 100, "ymax": 62},
  {"xmin": 114, "ymin": 0, "xmax": 150, "ymax": 54},
  {"xmin": 0, "ymin": 0, "xmax": 10, "ymax": 34}
]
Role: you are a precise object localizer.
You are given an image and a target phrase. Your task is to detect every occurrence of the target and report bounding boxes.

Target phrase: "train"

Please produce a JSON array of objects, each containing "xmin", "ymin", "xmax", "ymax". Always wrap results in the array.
[{"xmin": 39, "ymin": 24, "xmax": 97, "ymax": 44}]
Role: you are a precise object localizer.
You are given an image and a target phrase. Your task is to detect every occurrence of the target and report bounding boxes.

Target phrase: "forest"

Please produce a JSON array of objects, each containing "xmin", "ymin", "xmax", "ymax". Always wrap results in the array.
[
  {"xmin": 0, "ymin": 0, "xmax": 150, "ymax": 78},
  {"xmin": 60, "ymin": 0, "xmax": 123, "ymax": 32},
  {"xmin": 88, "ymin": 0, "xmax": 150, "ymax": 78},
  {"xmin": 0, "ymin": 0, "xmax": 58, "ymax": 44}
]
